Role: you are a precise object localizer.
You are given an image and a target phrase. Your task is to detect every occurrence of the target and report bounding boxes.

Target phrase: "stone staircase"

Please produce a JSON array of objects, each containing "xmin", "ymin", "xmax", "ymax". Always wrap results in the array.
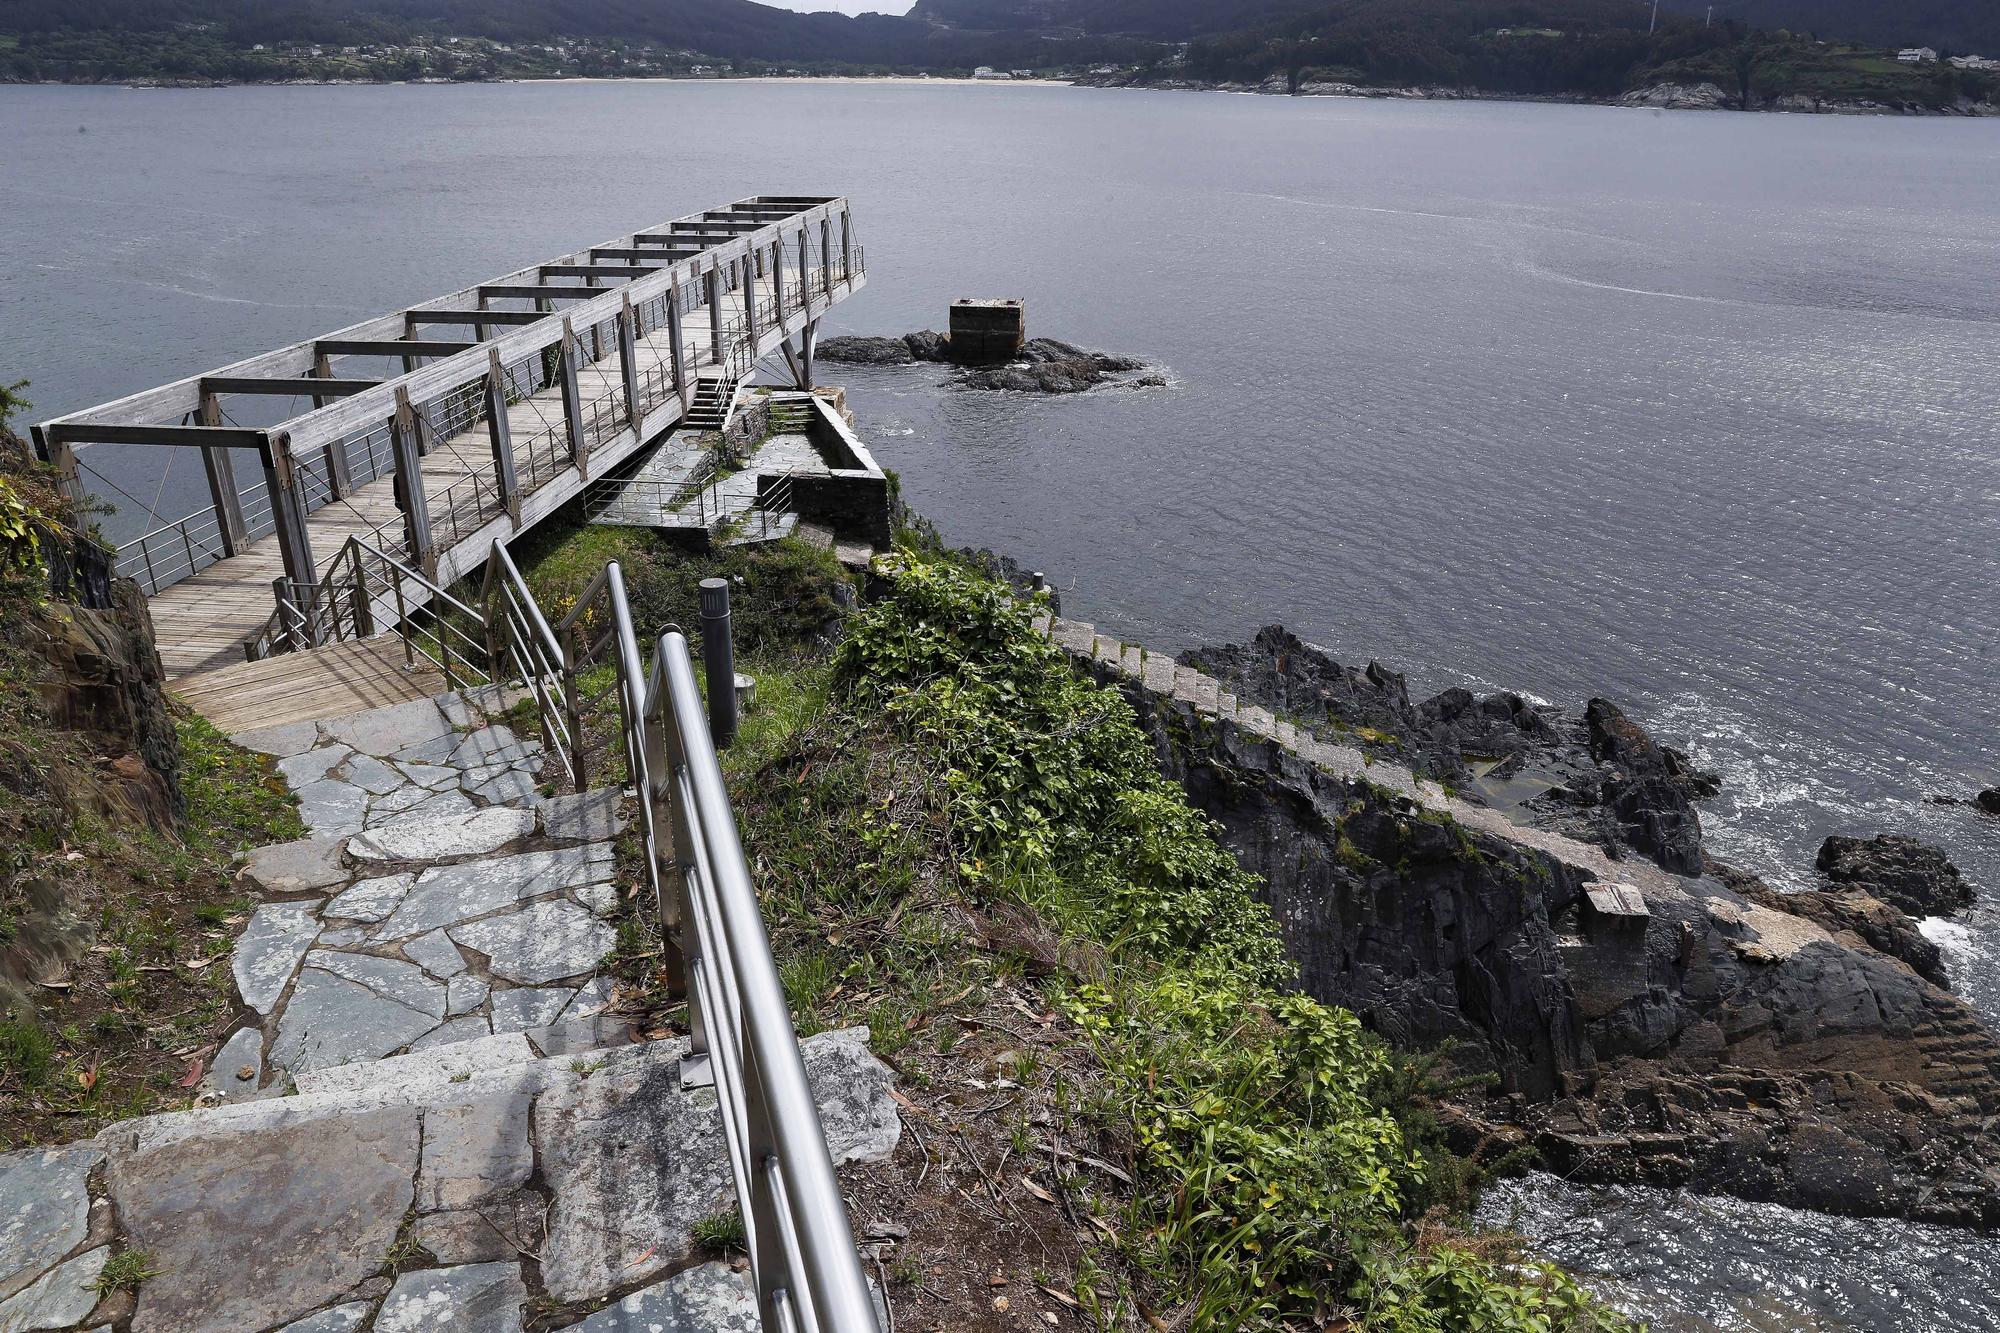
[
  {"xmin": 0, "ymin": 684, "xmax": 900, "ymax": 1333},
  {"xmin": 682, "ymin": 376, "xmax": 737, "ymax": 431}
]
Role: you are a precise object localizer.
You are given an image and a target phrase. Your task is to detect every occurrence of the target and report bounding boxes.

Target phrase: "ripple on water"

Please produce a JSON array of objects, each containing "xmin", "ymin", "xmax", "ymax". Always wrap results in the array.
[{"xmin": 1476, "ymin": 1173, "xmax": 2000, "ymax": 1333}]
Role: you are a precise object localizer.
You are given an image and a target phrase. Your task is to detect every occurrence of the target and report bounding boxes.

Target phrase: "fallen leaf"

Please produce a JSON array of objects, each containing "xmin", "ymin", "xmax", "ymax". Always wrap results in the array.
[
  {"xmin": 1039, "ymin": 1285, "xmax": 1080, "ymax": 1308},
  {"xmin": 888, "ymin": 1087, "xmax": 921, "ymax": 1113},
  {"xmin": 76, "ymin": 1061, "xmax": 98, "ymax": 1092},
  {"xmin": 1020, "ymin": 1178, "xmax": 1058, "ymax": 1204},
  {"xmin": 177, "ymin": 1057, "xmax": 206, "ymax": 1088}
]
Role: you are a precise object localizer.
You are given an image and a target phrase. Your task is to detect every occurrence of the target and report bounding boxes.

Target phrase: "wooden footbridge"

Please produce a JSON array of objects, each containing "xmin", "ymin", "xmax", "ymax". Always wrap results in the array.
[{"xmin": 32, "ymin": 196, "xmax": 865, "ymax": 683}]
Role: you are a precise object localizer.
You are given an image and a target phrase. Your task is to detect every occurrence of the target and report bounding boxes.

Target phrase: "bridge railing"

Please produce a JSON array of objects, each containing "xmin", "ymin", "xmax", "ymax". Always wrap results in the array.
[{"xmin": 252, "ymin": 533, "xmax": 880, "ymax": 1332}]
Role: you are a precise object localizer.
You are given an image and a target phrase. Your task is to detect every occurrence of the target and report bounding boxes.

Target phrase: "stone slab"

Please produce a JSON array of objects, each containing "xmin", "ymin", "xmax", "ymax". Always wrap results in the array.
[
  {"xmin": 373, "ymin": 1262, "xmax": 525, "ymax": 1333},
  {"xmin": 0, "ymin": 1245, "xmax": 107, "ymax": 1331},
  {"xmin": 241, "ymin": 835, "xmax": 350, "ymax": 894},
  {"xmin": 339, "ymin": 753, "xmax": 408, "ymax": 796},
  {"xmin": 412, "ymin": 1016, "xmax": 493, "ymax": 1052},
  {"xmin": 0, "ymin": 1145, "xmax": 101, "ymax": 1302},
  {"xmin": 369, "ymin": 844, "xmax": 615, "ymax": 942},
  {"xmin": 234, "ymin": 901, "xmax": 322, "ymax": 1015},
  {"xmin": 539, "ymin": 789, "xmax": 629, "ymax": 843},
  {"xmin": 296, "ymin": 778, "xmax": 369, "ymax": 836},
  {"xmin": 232, "ymin": 719, "xmax": 324, "ymax": 758},
  {"xmin": 447, "ymin": 975, "xmax": 490, "ymax": 1017},
  {"xmin": 269, "ymin": 969, "xmax": 441, "ymax": 1072},
  {"xmin": 350, "ymin": 808, "xmax": 538, "ymax": 864},
  {"xmin": 304, "ymin": 950, "xmax": 447, "ymax": 1019},
  {"xmin": 279, "ymin": 744, "xmax": 353, "ymax": 789},
  {"xmin": 490, "ymin": 986, "xmax": 575, "ymax": 1034},
  {"xmin": 538, "ymin": 1029, "xmax": 899, "ymax": 1301},
  {"xmin": 567, "ymin": 1263, "xmax": 757, "ymax": 1333},
  {"xmin": 199, "ymin": 1026, "xmax": 267, "ymax": 1103},
  {"xmin": 418, "ymin": 1092, "xmax": 535, "ymax": 1212},
  {"xmin": 326, "ymin": 874, "xmax": 414, "ymax": 924},
  {"xmin": 291, "ymin": 1033, "xmax": 537, "ymax": 1100},
  {"xmin": 406, "ymin": 929, "xmax": 468, "ymax": 978},
  {"xmin": 278, "ymin": 1302, "xmax": 374, "ymax": 1332},
  {"xmin": 320, "ymin": 698, "xmax": 454, "ymax": 758},
  {"xmin": 450, "ymin": 899, "xmax": 616, "ymax": 986},
  {"xmin": 110, "ymin": 1104, "xmax": 418, "ymax": 1333}
]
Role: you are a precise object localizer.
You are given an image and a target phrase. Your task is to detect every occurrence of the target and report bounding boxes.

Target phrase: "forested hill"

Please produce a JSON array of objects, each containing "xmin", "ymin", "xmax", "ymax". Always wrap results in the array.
[
  {"xmin": 1, "ymin": 0, "xmax": 1992, "ymax": 89},
  {"xmin": 910, "ymin": 0, "xmax": 1999, "ymax": 52}
]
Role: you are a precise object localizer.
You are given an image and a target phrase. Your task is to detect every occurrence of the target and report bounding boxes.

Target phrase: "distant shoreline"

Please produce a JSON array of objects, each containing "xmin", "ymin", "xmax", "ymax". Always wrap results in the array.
[{"xmin": 11, "ymin": 71, "xmax": 1993, "ymax": 116}]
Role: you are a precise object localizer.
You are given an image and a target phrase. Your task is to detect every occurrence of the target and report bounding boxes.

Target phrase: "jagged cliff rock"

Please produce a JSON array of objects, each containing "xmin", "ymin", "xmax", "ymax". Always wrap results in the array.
[
  {"xmin": 1066, "ymin": 624, "xmax": 2000, "ymax": 1227},
  {"xmin": 1816, "ymin": 833, "xmax": 1976, "ymax": 917}
]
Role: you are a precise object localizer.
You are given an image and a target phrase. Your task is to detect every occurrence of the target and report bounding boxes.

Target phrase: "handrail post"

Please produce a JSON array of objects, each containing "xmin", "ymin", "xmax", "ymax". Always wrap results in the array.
[
  {"xmin": 557, "ymin": 318, "xmax": 589, "ymax": 480},
  {"xmin": 617, "ymin": 293, "xmax": 641, "ymax": 428},
  {"xmin": 484, "ymin": 349, "xmax": 522, "ymax": 527},
  {"xmin": 563, "ymin": 621, "xmax": 589, "ymax": 792},
  {"xmin": 699, "ymin": 578, "xmax": 739, "ymax": 748},
  {"xmin": 667, "ymin": 273, "xmax": 690, "ymax": 409}
]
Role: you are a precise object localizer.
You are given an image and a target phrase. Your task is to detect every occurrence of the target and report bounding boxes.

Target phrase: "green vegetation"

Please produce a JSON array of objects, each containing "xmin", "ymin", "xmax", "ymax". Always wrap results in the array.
[
  {"xmin": 0, "ymin": 419, "xmax": 304, "ymax": 1145},
  {"xmin": 660, "ymin": 537, "xmax": 1631, "ymax": 1330},
  {"xmin": 93, "ymin": 1249, "xmax": 164, "ymax": 1293},
  {"xmin": 690, "ymin": 1208, "xmax": 749, "ymax": 1254}
]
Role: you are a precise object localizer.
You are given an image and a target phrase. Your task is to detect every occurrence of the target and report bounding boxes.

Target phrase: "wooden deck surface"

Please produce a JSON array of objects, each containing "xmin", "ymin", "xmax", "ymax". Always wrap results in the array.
[
  {"xmin": 147, "ymin": 268, "xmax": 831, "ymax": 680},
  {"xmin": 173, "ymin": 637, "xmax": 447, "ymax": 734}
]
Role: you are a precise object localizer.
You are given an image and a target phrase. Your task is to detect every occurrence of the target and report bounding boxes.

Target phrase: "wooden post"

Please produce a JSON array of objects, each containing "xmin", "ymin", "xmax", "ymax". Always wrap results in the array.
[
  {"xmin": 800, "ymin": 319, "xmax": 817, "ymax": 390},
  {"xmin": 389, "ymin": 390, "xmax": 437, "ymax": 578},
  {"xmin": 311, "ymin": 352, "xmax": 355, "ymax": 499},
  {"xmin": 401, "ymin": 314, "xmax": 421, "ymax": 376},
  {"xmin": 556, "ymin": 319, "xmax": 588, "ymax": 479},
  {"xmin": 197, "ymin": 389, "xmax": 249, "ymax": 557},
  {"xmin": 617, "ymin": 293, "xmax": 640, "ymax": 426},
  {"xmin": 484, "ymin": 348, "xmax": 521, "ymax": 526},
  {"xmin": 261, "ymin": 432, "xmax": 319, "ymax": 638},
  {"xmin": 797, "ymin": 228, "xmax": 812, "ymax": 315},
  {"xmin": 27, "ymin": 426, "xmax": 88, "ymax": 520},
  {"xmin": 666, "ymin": 274, "xmax": 690, "ymax": 408},
  {"xmin": 706, "ymin": 264, "xmax": 724, "ymax": 362},
  {"xmin": 770, "ymin": 235, "xmax": 786, "ymax": 323}
]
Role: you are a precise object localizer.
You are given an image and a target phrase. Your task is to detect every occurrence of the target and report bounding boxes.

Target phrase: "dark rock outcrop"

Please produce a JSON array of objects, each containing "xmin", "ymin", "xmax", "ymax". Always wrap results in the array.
[
  {"xmin": 818, "ymin": 330, "xmax": 1154, "ymax": 394},
  {"xmin": 1068, "ymin": 624, "xmax": 2000, "ymax": 1227},
  {"xmin": 1979, "ymin": 788, "xmax": 2000, "ymax": 816},
  {"xmin": 1817, "ymin": 835, "xmax": 1974, "ymax": 918},
  {"xmin": 1185, "ymin": 626, "xmax": 1718, "ymax": 877},
  {"xmin": 953, "ymin": 548, "xmax": 1059, "ymax": 615}
]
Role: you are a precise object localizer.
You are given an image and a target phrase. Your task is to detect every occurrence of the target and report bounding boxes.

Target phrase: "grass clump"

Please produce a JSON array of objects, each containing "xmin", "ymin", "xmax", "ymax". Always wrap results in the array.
[
  {"xmin": 690, "ymin": 1208, "xmax": 747, "ymax": 1255},
  {"xmin": 93, "ymin": 1249, "xmax": 164, "ymax": 1293},
  {"xmin": 816, "ymin": 551, "xmax": 1628, "ymax": 1332}
]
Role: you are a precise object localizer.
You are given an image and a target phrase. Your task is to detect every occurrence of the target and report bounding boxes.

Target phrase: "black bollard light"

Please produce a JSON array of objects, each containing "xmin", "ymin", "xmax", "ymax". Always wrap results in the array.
[{"xmin": 699, "ymin": 577, "xmax": 738, "ymax": 748}]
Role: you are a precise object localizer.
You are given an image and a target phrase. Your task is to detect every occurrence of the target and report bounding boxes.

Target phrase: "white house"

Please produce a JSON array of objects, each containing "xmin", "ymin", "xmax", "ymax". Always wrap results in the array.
[
  {"xmin": 1949, "ymin": 54, "xmax": 1998, "ymax": 70},
  {"xmin": 972, "ymin": 66, "xmax": 1010, "ymax": 79},
  {"xmin": 1897, "ymin": 47, "xmax": 1939, "ymax": 64}
]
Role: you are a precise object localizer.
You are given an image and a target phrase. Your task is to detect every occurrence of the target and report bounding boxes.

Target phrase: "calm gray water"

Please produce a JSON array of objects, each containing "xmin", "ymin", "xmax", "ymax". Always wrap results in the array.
[{"xmin": 3, "ymin": 81, "xmax": 1997, "ymax": 1328}]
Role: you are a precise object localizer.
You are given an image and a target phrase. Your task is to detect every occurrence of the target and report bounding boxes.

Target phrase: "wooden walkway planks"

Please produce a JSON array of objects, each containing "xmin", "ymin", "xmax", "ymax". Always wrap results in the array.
[{"xmin": 173, "ymin": 637, "xmax": 446, "ymax": 735}]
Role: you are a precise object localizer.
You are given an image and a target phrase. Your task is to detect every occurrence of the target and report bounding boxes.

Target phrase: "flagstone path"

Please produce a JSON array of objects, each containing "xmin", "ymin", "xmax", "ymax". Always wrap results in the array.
[{"xmin": 0, "ymin": 684, "xmax": 900, "ymax": 1332}]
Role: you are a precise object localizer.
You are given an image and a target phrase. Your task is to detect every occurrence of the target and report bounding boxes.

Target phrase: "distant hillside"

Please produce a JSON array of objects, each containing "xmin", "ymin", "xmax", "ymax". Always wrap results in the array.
[
  {"xmin": 912, "ymin": 0, "xmax": 2000, "ymax": 52},
  {"xmin": 1654, "ymin": 0, "xmax": 2000, "ymax": 54}
]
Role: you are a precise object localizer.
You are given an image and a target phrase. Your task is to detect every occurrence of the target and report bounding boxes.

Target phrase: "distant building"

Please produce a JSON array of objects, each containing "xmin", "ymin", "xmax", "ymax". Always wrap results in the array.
[
  {"xmin": 1949, "ymin": 54, "xmax": 1998, "ymax": 70},
  {"xmin": 972, "ymin": 66, "xmax": 1010, "ymax": 79},
  {"xmin": 1897, "ymin": 47, "xmax": 1939, "ymax": 63}
]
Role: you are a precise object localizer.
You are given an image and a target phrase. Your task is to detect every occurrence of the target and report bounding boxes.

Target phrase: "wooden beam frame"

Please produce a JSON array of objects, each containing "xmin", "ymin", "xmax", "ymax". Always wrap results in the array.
[
  {"xmin": 43, "ymin": 423, "xmax": 268, "ymax": 450},
  {"xmin": 478, "ymin": 284, "xmax": 598, "ymax": 302},
  {"xmin": 405, "ymin": 309, "xmax": 547, "ymax": 327},
  {"xmin": 203, "ymin": 376, "xmax": 383, "ymax": 398},
  {"xmin": 556, "ymin": 317, "xmax": 588, "ymax": 478},
  {"xmin": 539, "ymin": 264, "xmax": 658, "ymax": 280},
  {"xmin": 317, "ymin": 339, "xmax": 477, "ymax": 358}
]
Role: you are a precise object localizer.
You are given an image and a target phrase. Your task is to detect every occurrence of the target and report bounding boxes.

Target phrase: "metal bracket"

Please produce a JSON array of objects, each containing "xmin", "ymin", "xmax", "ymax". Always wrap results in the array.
[{"xmin": 680, "ymin": 1051, "xmax": 717, "ymax": 1090}]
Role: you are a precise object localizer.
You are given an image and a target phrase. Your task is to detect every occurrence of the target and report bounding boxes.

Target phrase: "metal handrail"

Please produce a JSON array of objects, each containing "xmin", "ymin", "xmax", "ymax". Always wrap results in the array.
[{"xmin": 235, "ymin": 523, "xmax": 880, "ymax": 1330}]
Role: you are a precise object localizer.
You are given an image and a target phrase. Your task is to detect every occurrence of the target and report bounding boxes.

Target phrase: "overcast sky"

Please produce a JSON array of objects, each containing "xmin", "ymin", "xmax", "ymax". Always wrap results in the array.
[{"xmin": 757, "ymin": 0, "xmax": 919, "ymax": 14}]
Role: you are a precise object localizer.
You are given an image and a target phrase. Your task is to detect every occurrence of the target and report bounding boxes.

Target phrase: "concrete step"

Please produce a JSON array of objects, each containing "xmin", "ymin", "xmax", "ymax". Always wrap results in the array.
[{"xmin": 22, "ymin": 1028, "xmax": 900, "ymax": 1333}]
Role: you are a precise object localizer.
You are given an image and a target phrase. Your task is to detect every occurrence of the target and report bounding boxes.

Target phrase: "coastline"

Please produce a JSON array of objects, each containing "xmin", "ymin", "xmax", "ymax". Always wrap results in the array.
[{"xmin": 12, "ymin": 69, "xmax": 1993, "ymax": 117}]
